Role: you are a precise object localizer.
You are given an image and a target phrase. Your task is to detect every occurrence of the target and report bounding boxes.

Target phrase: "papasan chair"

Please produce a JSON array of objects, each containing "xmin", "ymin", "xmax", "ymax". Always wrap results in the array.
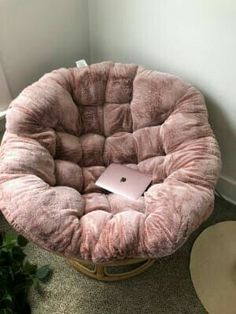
[{"xmin": 0, "ymin": 62, "xmax": 221, "ymax": 281}]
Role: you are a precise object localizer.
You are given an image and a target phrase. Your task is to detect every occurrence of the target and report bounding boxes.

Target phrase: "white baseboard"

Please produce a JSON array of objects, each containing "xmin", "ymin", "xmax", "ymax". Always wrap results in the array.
[{"xmin": 217, "ymin": 175, "xmax": 236, "ymax": 205}]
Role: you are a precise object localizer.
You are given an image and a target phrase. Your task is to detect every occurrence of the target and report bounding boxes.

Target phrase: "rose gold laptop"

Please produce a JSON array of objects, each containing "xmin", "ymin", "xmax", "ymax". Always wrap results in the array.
[{"xmin": 95, "ymin": 163, "xmax": 152, "ymax": 200}]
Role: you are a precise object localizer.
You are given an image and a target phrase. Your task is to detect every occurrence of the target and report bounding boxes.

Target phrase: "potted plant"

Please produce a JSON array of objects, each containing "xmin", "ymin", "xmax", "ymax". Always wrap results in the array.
[{"xmin": 0, "ymin": 231, "xmax": 52, "ymax": 314}]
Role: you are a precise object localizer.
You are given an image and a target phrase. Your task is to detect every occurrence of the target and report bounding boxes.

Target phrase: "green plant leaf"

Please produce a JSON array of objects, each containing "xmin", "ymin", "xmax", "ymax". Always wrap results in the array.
[
  {"xmin": 36, "ymin": 265, "xmax": 52, "ymax": 282},
  {"xmin": 0, "ymin": 231, "xmax": 52, "ymax": 314},
  {"xmin": 11, "ymin": 246, "xmax": 26, "ymax": 263},
  {"xmin": 0, "ymin": 250, "xmax": 10, "ymax": 266},
  {"xmin": 3, "ymin": 233, "xmax": 16, "ymax": 246},
  {"xmin": 23, "ymin": 261, "xmax": 37, "ymax": 275},
  {"xmin": 4, "ymin": 294, "xmax": 12, "ymax": 302},
  {"xmin": 0, "ymin": 233, "xmax": 3, "ymax": 246},
  {"xmin": 32, "ymin": 278, "xmax": 40, "ymax": 289},
  {"xmin": 0, "ymin": 293, "xmax": 13, "ymax": 309},
  {"xmin": 13, "ymin": 281, "xmax": 31, "ymax": 294},
  {"xmin": 17, "ymin": 235, "xmax": 28, "ymax": 247},
  {"xmin": 0, "ymin": 307, "xmax": 13, "ymax": 314}
]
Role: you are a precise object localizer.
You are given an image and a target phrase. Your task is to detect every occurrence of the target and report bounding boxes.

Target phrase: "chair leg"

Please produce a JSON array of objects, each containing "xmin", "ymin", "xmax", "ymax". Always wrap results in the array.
[{"xmin": 68, "ymin": 258, "xmax": 155, "ymax": 281}]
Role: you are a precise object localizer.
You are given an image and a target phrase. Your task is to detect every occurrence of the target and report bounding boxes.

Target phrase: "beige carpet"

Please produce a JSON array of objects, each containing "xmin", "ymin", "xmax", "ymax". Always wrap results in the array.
[
  {"xmin": 0, "ymin": 196, "xmax": 235, "ymax": 314},
  {"xmin": 190, "ymin": 221, "xmax": 236, "ymax": 314}
]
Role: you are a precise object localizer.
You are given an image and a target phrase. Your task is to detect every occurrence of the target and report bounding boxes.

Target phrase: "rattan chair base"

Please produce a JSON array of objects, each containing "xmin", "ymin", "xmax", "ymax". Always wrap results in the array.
[{"xmin": 68, "ymin": 257, "xmax": 155, "ymax": 281}]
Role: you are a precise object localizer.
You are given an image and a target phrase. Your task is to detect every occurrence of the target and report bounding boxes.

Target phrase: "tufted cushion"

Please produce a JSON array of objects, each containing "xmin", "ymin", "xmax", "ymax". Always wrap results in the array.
[{"xmin": 0, "ymin": 62, "xmax": 221, "ymax": 263}]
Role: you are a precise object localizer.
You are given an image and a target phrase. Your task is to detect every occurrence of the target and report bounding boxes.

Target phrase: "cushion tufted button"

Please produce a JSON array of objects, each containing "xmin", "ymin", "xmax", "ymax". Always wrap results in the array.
[
  {"xmin": 103, "ymin": 103, "xmax": 132, "ymax": 136},
  {"xmin": 79, "ymin": 105, "xmax": 104, "ymax": 135},
  {"xmin": 83, "ymin": 193, "xmax": 110, "ymax": 214},
  {"xmin": 56, "ymin": 132, "xmax": 82, "ymax": 163},
  {"xmin": 104, "ymin": 132, "xmax": 137, "ymax": 165},
  {"xmin": 82, "ymin": 166, "xmax": 105, "ymax": 193},
  {"xmin": 80, "ymin": 134, "xmax": 105, "ymax": 167},
  {"xmin": 107, "ymin": 193, "xmax": 145, "ymax": 214},
  {"xmin": 55, "ymin": 159, "xmax": 83, "ymax": 192}
]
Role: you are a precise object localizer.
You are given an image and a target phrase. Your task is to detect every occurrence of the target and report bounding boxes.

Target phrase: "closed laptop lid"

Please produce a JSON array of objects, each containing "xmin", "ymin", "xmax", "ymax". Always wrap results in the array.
[{"xmin": 95, "ymin": 163, "xmax": 152, "ymax": 200}]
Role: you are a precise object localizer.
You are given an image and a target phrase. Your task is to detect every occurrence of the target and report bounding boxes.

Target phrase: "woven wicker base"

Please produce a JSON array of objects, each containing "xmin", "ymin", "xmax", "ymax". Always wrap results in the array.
[{"xmin": 68, "ymin": 257, "xmax": 155, "ymax": 281}]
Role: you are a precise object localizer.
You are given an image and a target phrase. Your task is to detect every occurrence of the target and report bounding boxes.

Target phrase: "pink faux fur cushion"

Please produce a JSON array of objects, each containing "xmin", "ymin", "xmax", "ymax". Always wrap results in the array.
[{"xmin": 0, "ymin": 62, "xmax": 221, "ymax": 262}]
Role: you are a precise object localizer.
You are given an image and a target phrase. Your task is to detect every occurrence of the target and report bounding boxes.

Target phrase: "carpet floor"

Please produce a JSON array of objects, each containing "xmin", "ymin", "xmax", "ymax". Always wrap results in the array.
[{"xmin": 0, "ymin": 196, "xmax": 235, "ymax": 314}]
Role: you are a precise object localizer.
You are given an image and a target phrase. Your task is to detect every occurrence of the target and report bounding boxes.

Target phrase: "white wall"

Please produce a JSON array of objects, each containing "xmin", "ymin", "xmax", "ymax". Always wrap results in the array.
[
  {"xmin": 89, "ymin": 0, "xmax": 236, "ymax": 203},
  {"xmin": 0, "ymin": 0, "xmax": 89, "ymax": 98},
  {"xmin": 0, "ymin": 0, "xmax": 89, "ymax": 141}
]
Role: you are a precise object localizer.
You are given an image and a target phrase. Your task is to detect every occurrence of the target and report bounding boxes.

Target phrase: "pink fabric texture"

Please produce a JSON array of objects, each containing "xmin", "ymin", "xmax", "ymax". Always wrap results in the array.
[{"xmin": 0, "ymin": 62, "xmax": 221, "ymax": 263}]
